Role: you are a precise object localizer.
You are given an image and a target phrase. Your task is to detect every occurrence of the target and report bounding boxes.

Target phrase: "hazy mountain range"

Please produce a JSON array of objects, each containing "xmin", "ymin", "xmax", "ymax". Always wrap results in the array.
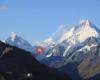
[{"xmin": 1, "ymin": 19, "xmax": 100, "ymax": 80}]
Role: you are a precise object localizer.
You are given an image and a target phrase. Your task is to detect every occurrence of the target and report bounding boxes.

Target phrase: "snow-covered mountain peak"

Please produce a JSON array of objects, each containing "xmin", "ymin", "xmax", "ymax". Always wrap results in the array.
[
  {"xmin": 77, "ymin": 20, "xmax": 99, "ymax": 43},
  {"xmin": 80, "ymin": 19, "xmax": 91, "ymax": 26},
  {"xmin": 44, "ymin": 37, "xmax": 54, "ymax": 44},
  {"xmin": 5, "ymin": 32, "xmax": 35, "ymax": 55},
  {"xmin": 42, "ymin": 37, "xmax": 56, "ymax": 48},
  {"xmin": 10, "ymin": 32, "xmax": 17, "ymax": 41},
  {"xmin": 59, "ymin": 20, "xmax": 100, "ymax": 44},
  {"xmin": 79, "ymin": 19, "xmax": 96, "ymax": 31}
]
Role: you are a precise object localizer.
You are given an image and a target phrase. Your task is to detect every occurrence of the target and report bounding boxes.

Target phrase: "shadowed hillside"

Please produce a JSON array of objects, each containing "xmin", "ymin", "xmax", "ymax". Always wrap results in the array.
[{"xmin": 0, "ymin": 41, "xmax": 71, "ymax": 80}]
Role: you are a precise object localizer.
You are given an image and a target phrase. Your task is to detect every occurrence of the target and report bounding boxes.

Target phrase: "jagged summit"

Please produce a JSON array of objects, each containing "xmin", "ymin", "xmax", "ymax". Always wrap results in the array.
[
  {"xmin": 79, "ymin": 19, "xmax": 97, "ymax": 30},
  {"xmin": 59, "ymin": 20, "xmax": 100, "ymax": 43},
  {"xmin": 80, "ymin": 19, "xmax": 91, "ymax": 26}
]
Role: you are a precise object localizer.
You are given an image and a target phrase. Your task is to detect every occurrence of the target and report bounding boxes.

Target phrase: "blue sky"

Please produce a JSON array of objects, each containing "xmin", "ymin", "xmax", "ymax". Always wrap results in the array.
[{"xmin": 0, "ymin": 0, "xmax": 100, "ymax": 44}]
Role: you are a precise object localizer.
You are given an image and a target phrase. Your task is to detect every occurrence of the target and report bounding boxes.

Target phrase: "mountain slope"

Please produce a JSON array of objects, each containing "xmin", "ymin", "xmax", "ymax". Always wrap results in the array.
[
  {"xmin": 0, "ymin": 41, "xmax": 71, "ymax": 80},
  {"xmin": 78, "ymin": 44, "xmax": 100, "ymax": 79},
  {"xmin": 41, "ymin": 20, "xmax": 100, "ymax": 80},
  {"xmin": 45, "ymin": 37, "xmax": 100, "ymax": 80},
  {"xmin": 44, "ymin": 20, "xmax": 100, "ymax": 58},
  {"xmin": 5, "ymin": 32, "xmax": 35, "ymax": 55}
]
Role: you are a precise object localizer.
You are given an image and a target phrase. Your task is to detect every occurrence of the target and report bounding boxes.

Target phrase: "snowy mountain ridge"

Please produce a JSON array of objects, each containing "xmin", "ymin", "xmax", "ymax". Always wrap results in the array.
[
  {"xmin": 45, "ymin": 19, "xmax": 100, "ymax": 58},
  {"xmin": 5, "ymin": 32, "xmax": 35, "ymax": 55},
  {"xmin": 3, "ymin": 19, "xmax": 100, "ymax": 58},
  {"xmin": 59, "ymin": 20, "xmax": 99, "ymax": 44}
]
